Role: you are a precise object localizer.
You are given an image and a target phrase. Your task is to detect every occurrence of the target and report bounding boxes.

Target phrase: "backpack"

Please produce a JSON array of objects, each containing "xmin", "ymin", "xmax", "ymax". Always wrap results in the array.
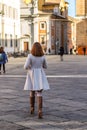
[{"xmin": 0, "ymin": 53, "xmax": 4, "ymax": 61}]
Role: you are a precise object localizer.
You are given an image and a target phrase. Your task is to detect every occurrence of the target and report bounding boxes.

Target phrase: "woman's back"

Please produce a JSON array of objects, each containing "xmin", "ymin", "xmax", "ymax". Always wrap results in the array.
[
  {"xmin": 24, "ymin": 54, "xmax": 47, "ymax": 70},
  {"xmin": 30, "ymin": 54, "xmax": 46, "ymax": 68}
]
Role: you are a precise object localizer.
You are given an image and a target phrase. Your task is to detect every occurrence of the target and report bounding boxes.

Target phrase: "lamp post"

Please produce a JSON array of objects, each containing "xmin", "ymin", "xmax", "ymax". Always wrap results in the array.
[
  {"xmin": 23, "ymin": 0, "xmax": 37, "ymax": 47},
  {"xmin": 59, "ymin": 0, "xmax": 69, "ymax": 53}
]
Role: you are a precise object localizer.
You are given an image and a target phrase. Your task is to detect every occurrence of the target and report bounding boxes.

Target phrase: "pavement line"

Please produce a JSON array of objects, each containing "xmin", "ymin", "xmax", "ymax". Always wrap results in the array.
[{"xmin": 0, "ymin": 75, "xmax": 87, "ymax": 78}]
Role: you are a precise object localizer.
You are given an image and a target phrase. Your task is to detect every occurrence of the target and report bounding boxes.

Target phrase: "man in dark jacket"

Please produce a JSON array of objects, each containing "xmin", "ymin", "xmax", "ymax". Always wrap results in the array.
[{"xmin": 59, "ymin": 46, "xmax": 64, "ymax": 61}]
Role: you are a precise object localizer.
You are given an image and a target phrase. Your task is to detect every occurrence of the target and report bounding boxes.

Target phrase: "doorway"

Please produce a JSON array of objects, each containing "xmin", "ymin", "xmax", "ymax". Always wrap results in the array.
[{"xmin": 24, "ymin": 42, "xmax": 29, "ymax": 51}]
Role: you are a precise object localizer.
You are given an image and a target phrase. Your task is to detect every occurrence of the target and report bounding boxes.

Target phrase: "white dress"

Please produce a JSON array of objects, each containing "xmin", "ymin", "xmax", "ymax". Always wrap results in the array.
[{"xmin": 24, "ymin": 54, "xmax": 50, "ymax": 91}]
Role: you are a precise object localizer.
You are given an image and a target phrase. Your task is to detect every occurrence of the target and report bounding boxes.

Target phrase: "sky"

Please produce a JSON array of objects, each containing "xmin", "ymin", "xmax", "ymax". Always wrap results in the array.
[{"xmin": 67, "ymin": 0, "xmax": 76, "ymax": 17}]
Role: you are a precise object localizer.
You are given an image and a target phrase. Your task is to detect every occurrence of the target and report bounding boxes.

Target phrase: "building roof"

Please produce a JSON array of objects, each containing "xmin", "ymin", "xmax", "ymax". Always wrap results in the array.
[
  {"xmin": 44, "ymin": 0, "xmax": 61, "ymax": 3},
  {"xmin": 43, "ymin": 3, "xmax": 59, "ymax": 6},
  {"xmin": 68, "ymin": 16, "xmax": 79, "ymax": 22},
  {"xmin": 38, "ymin": 10, "xmax": 70, "ymax": 22}
]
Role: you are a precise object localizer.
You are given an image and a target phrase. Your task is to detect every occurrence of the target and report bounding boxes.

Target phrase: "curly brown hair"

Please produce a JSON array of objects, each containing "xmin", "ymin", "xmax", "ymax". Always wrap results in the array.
[{"xmin": 31, "ymin": 42, "xmax": 44, "ymax": 57}]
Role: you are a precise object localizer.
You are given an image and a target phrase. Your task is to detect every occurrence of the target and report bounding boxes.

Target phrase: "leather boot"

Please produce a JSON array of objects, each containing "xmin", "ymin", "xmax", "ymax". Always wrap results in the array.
[
  {"xmin": 38, "ymin": 97, "xmax": 43, "ymax": 119},
  {"xmin": 30, "ymin": 96, "xmax": 35, "ymax": 114}
]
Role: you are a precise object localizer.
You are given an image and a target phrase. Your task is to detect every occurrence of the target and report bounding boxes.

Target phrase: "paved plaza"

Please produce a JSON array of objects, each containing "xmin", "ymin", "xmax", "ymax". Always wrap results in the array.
[{"xmin": 0, "ymin": 55, "xmax": 87, "ymax": 130}]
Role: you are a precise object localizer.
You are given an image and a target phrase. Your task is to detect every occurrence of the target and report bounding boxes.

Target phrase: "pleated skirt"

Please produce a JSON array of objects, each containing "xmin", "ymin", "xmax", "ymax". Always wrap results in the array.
[{"xmin": 24, "ymin": 68, "xmax": 50, "ymax": 91}]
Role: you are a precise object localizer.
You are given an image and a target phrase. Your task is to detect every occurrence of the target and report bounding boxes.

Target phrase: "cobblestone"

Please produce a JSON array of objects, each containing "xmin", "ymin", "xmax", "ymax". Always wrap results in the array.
[{"xmin": 0, "ymin": 55, "xmax": 87, "ymax": 130}]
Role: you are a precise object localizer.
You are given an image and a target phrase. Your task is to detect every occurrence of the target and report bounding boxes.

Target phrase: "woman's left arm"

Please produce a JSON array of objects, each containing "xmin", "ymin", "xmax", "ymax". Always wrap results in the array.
[{"xmin": 24, "ymin": 54, "xmax": 31, "ymax": 70}]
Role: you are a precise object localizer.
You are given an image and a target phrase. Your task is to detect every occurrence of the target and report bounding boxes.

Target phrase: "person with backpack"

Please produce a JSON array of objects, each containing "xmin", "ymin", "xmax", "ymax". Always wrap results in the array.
[{"xmin": 0, "ymin": 47, "xmax": 8, "ymax": 74}]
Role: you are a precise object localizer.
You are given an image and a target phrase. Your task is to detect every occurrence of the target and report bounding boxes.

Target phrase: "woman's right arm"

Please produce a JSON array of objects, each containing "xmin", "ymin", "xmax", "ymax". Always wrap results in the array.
[
  {"xmin": 43, "ymin": 56, "xmax": 47, "ymax": 69},
  {"xmin": 24, "ymin": 54, "xmax": 31, "ymax": 70}
]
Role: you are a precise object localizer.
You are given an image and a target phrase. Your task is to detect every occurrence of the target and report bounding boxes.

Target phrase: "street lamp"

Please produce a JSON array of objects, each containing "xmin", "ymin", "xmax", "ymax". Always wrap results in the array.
[
  {"xmin": 23, "ymin": 0, "xmax": 37, "ymax": 47},
  {"xmin": 59, "ymin": 0, "xmax": 69, "ymax": 53}
]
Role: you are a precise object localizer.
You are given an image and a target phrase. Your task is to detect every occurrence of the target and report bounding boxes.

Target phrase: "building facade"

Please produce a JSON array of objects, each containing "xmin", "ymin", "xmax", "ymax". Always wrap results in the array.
[
  {"xmin": 76, "ymin": 0, "xmax": 87, "ymax": 17},
  {"xmin": 0, "ymin": 0, "xmax": 20, "ymax": 53},
  {"xmin": 38, "ymin": 0, "xmax": 69, "ymax": 54},
  {"xmin": 76, "ymin": 0, "xmax": 87, "ymax": 55},
  {"xmin": 20, "ymin": 0, "xmax": 69, "ymax": 54}
]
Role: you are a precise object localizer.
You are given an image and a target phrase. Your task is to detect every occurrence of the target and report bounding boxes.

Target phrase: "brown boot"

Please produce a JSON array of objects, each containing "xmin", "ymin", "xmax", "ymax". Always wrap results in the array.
[
  {"xmin": 38, "ymin": 97, "xmax": 43, "ymax": 119},
  {"xmin": 30, "ymin": 96, "xmax": 35, "ymax": 114}
]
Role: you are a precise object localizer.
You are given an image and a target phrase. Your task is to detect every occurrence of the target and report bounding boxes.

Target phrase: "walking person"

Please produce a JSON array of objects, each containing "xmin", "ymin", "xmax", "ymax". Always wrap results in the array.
[
  {"xmin": 0, "ymin": 47, "xmax": 8, "ymax": 74},
  {"xmin": 48, "ymin": 48, "xmax": 51, "ymax": 54},
  {"xmin": 83, "ymin": 47, "xmax": 86, "ymax": 55},
  {"xmin": 59, "ymin": 46, "xmax": 64, "ymax": 61},
  {"xmin": 24, "ymin": 42, "xmax": 50, "ymax": 119}
]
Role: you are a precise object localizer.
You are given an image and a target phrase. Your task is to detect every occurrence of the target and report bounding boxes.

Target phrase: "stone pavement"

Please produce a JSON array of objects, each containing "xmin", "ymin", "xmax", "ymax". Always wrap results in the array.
[{"xmin": 0, "ymin": 55, "xmax": 87, "ymax": 130}]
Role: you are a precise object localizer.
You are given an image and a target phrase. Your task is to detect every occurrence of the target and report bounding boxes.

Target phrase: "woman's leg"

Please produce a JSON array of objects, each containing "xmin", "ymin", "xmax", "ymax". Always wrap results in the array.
[
  {"xmin": 30, "ymin": 91, "xmax": 35, "ymax": 114},
  {"xmin": 3, "ymin": 64, "xmax": 5, "ymax": 73},
  {"xmin": 36, "ymin": 90, "xmax": 43, "ymax": 119},
  {"xmin": 0, "ymin": 64, "xmax": 1, "ymax": 74},
  {"xmin": 60, "ymin": 55, "xmax": 63, "ymax": 61},
  {"xmin": 61, "ymin": 55, "xmax": 63, "ymax": 61}
]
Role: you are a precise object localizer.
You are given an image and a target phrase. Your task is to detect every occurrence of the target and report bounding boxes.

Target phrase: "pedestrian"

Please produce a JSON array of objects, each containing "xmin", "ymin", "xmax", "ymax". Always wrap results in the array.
[
  {"xmin": 48, "ymin": 48, "xmax": 51, "ymax": 54},
  {"xmin": 24, "ymin": 42, "xmax": 50, "ymax": 119},
  {"xmin": 83, "ymin": 47, "xmax": 86, "ymax": 55},
  {"xmin": 59, "ymin": 46, "xmax": 64, "ymax": 61},
  {"xmin": 0, "ymin": 47, "xmax": 8, "ymax": 74},
  {"xmin": 70, "ymin": 48, "xmax": 72, "ymax": 54}
]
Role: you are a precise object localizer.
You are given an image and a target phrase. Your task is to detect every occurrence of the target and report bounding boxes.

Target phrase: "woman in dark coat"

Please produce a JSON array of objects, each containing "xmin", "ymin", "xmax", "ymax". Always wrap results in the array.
[{"xmin": 0, "ymin": 47, "xmax": 8, "ymax": 74}]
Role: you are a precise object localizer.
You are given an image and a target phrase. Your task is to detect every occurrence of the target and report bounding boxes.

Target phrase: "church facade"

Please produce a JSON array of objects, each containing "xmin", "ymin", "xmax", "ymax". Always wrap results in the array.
[{"xmin": 20, "ymin": 0, "xmax": 69, "ymax": 54}]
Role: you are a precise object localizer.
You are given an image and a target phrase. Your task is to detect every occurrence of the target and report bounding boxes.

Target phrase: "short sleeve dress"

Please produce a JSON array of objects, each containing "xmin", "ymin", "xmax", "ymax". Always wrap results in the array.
[{"xmin": 24, "ymin": 54, "xmax": 50, "ymax": 91}]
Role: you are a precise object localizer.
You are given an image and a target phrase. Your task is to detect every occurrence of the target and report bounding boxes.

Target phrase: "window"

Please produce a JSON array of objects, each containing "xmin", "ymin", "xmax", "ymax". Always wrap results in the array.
[
  {"xmin": 14, "ymin": 35, "xmax": 18, "ymax": 48},
  {"xmin": 8, "ymin": 6, "xmax": 11, "ymax": 17},
  {"xmin": 41, "ymin": 23, "xmax": 44, "ymax": 28},
  {"xmin": 13, "ymin": 8, "xmax": 18, "ymax": 20},
  {"xmin": 10, "ymin": 34, "xmax": 13, "ymax": 47},
  {"xmin": 41, "ymin": 37, "xmax": 45, "ymax": 44},
  {"xmin": 6, "ymin": 6, "xmax": 9, "ymax": 17},
  {"xmin": 13, "ymin": 8, "xmax": 15, "ymax": 19},
  {"xmin": 40, "ymin": 36, "xmax": 46, "ymax": 45},
  {"xmin": 15, "ymin": 35, "xmax": 18, "ymax": 47},
  {"xmin": 4, "ymin": 4, "xmax": 7, "ymax": 16},
  {"xmin": 5, "ymin": 34, "xmax": 7, "ymax": 47},
  {"xmin": 10, "ymin": 7, "xmax": 13, "ymax": 18},
  {"xmin": 40, "ymin": 22, "xmax": 46, "ymax": 30}
]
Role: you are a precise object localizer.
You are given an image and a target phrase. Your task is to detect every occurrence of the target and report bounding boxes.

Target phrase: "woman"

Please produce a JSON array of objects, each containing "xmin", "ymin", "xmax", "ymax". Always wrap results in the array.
[
  {"xmin": 0, "ymin": 47, "xmax": 8, "ymax": 74},
  {"xmin": 24, "ymin": 42, "xmax": 50, "ymax": 119}
]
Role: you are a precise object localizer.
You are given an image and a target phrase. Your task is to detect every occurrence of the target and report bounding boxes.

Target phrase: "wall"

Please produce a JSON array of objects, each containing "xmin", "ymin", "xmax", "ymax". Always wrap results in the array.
[{"xmin": 0, "ymin": 0, "xmax": 20, "ymax": 53}]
